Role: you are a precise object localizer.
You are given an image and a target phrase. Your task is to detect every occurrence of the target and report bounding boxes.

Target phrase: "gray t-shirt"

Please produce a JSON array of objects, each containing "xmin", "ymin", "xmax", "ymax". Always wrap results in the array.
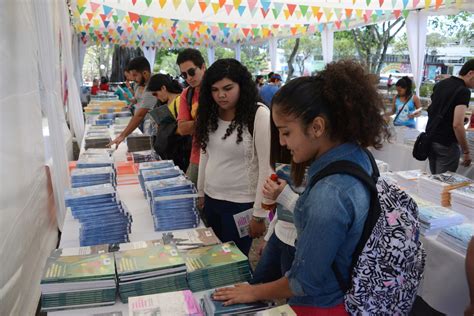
[{"xmin": 134, "ymin": 85, "xmax": 156, "ymax": 110}]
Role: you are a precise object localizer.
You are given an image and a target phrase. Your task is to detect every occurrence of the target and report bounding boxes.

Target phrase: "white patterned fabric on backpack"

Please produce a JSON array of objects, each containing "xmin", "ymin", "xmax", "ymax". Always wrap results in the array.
[{"xmin": 344, "ymin": 178, "xmax": 426, "ymax": 315}]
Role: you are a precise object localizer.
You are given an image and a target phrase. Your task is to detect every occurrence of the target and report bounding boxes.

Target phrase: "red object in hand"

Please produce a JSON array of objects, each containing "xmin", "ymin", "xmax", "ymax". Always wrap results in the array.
[
  {"xmin": 262, "ymin": 174, "xmax": 279, "ymax": 211},
  {"xmin": 270, "ymin": 174, "xmax": 279, "ymax": 181}
]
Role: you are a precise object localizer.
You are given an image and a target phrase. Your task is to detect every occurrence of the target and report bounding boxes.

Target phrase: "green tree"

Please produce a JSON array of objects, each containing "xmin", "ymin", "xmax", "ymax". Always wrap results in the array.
[
  {"xmin": 393, "ymin": 32, "xmax": 448, "ymax": 55},
  {"xmin": 429, "ymin": 11, "xmax": 473, "ymax": 44},
  {"xmin": 280, "ymin": 35, "xmax": 321, "ymax": 81},
  {"xmin": 334, "ymin": 31, "xmax": 357, "ymax": 60},
  {"xmin": 351, "ymin": 17, "xmax": 405, "ymax": 74}
]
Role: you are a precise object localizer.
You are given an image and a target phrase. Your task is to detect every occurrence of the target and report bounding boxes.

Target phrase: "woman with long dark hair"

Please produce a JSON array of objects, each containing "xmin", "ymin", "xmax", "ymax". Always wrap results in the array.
[
  {"xmin": 389, "ymin": 76, "xmax": 422, "ymax": 128},
  {"xmin": 195, "ymin": 59, "xmax": 272, "ymax": 255}
]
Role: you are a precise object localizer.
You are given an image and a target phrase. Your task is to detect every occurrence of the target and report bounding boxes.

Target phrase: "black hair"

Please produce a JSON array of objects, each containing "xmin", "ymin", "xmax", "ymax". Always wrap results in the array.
[
  {"xmin": 272, "ymin": 60, "xmax": 389, "ymax": 149},
  {"xmin": 256, "ymin": 75, "xmax": 264, "ymax": 83},
  {"xmin": 268, "ymin": 72, "xmax": 274, "ymax": 80},
  {"xmin": 459, "ymin": 59, "xmax": 474, "ymax": 76},
  {"xmin": 176, "ymin": 48, "xmax": 205, "ymax": 68},
  {"xmin": 100, "ymin": 76, "xmax": 108, "ymax": 84},
  {"xmin": 127, "ymin": 56, "xmax": 151, "ymax": 72},
  {"xmin": 195, "ymin": 58, "xmax": 259, "ymax": 152},
  {"xmin": 395, "ymin": 76, "xmax": 413, "ymax": 96},
  {"xmin": 147, "ymin": 74, "xmax": 183, "ymax": 94}
]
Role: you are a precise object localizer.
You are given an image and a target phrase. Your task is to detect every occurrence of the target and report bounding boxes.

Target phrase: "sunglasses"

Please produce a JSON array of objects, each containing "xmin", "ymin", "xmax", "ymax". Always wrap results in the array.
[{"xmin": 180, "ymin": 67, "xmax": 198, "ymax": 80}]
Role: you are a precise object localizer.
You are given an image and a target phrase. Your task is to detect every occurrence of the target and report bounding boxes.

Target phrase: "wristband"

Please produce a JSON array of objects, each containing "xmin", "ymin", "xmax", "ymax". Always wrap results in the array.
[{"xmin": 252, "ymin": 216, "xmax": 265, "ymax": 223}]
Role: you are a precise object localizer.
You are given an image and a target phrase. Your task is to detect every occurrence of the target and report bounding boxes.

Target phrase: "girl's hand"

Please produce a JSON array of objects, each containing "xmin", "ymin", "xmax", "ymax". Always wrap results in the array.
[
  {"xmin": 213, "ymin": 284, "xmax": 258, "ymax": 306},
  {"xmin": 262, "ymin": 178, "xmax": 287, "ymax": 201},
  {"xmin": 197, "ymin": 196, "xmax": 205, "ymax": 210}
]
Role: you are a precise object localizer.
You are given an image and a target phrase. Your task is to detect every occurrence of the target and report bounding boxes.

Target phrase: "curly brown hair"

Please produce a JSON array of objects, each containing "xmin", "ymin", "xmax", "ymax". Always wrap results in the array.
[{"xmin": 272, "ymin": 60, "xmax": 390, "ymax": 149}]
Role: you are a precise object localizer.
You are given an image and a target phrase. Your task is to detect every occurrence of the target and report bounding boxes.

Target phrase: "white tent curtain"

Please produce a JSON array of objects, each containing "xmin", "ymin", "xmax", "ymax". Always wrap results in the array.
[
  {"xmin": 321, "ymin": 28, "xmax": 335, "ymax": 65},
  {"xmin": 0, "ymin": 1, "xmax": 58, "ymax": 315},
  {"xmin": 235, "ymin": 43, "xmax": 241, "ymax": 62},
  {"xmin": 207, "ymin": 46, "xmax": 216, "ymax": 65},
  {"xmin": 32, "ymin": 0, "xmax": 70, "ymax": 230},
  {"xmin": 142, "ymin": 46, "xmax": 156, "ymax": 71},
  {"xmin": 406, "ymin": 10, "xmax": 428, "ymax": 96},
  {"xmin": 72, "ymin": 33, "xmax": 86, "ymax": 88},
  {"xmin": 60, "ymin": 1, "xmax": 85, "ymax": 143},
  {"xmin": 268, "ymin": 37, "xmax": 277, "ymax": 72}
]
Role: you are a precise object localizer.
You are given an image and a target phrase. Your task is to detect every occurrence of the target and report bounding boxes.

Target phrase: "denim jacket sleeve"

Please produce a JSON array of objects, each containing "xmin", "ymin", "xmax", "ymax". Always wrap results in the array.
[{"xmin": 286, "ymin": 175, "xmax": 369, "ymax": 298}]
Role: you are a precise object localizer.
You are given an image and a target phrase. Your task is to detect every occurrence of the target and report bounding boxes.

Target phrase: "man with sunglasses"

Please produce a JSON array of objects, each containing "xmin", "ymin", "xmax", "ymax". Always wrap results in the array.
[
  {"xmin": 176, "ymin": 49, "xmax": 206, "ymax": 186},
  {"xmin": 108, "ymin": 57, "xmax": 156, "ymax": 148}
]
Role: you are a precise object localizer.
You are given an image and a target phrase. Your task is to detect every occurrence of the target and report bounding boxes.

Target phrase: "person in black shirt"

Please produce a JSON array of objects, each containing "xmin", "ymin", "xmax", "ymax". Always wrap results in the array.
[{"xmin": 426, "ymin": 59, "xmax": 473, "ymax": 174}]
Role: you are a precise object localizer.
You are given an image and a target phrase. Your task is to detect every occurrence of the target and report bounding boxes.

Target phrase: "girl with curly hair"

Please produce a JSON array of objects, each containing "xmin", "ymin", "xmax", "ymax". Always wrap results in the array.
[
  {"xmin": 195, "ymin": 59, "xmax": 272, "ymax": 256},
  {"xmin": 213, "ymin": 60, "xmax": 390, "ymax": 314}
]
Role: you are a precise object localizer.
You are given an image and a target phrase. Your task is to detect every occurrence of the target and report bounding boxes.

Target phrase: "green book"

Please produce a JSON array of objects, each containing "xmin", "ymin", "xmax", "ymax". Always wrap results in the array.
[
  {"xmin": 41, "ymin": 253, "xmax": 115, "ymax": 283},
  {"xmin": 114, "ymin": 245, "xmax": 185, "ymax": 276},
  {"xmin": 184, "ymin": 242, "xmax": 248, "ymax": 272}
]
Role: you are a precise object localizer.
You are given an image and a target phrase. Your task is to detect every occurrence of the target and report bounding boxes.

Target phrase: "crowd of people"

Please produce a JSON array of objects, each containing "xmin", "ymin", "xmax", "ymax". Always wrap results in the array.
[{"xmin": 102, "ymin": 51, "xmax": 474, "ymax": 314}]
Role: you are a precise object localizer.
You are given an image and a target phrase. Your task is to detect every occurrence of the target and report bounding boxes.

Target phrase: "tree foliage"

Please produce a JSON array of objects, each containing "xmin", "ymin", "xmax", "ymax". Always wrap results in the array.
[
  {"xmin": 429, "ymin": 11, "xmax": 473, "ymax": 44},
  {"xmin": 392, "ymin": 32, "xmax": 448, "ymax": 55},
  {"xmin": 280, "ymin": 35, "xmax": 321, "ymax": 80},
  {"xmin": 351, "ymin": 17, "xmax": 405, "ymax": 74}
]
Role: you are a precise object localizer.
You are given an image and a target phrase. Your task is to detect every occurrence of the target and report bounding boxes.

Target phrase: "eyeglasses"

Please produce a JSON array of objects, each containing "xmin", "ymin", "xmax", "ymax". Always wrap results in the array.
[{"xmin": 180, "ymin": 67, "xmax": 198, "ymax": 80}]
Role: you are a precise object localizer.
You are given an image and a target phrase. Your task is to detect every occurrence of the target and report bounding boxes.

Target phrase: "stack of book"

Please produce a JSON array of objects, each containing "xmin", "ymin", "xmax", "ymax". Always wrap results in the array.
[
  {"xmin": 128, "ymin": 290, "xmax": 203, "ymax": 315},
  {"xmin": 115, "ymin": 111, "xmax": 132, "ymax": 118},
  {"xmin": 40, "ymin": 251, "xmax": 116, "ymax": 312},
  {"xmin": 76, "ymin": 156, "xmax": 114, "ymax": 169},
  {"xmin": 201, "ymin": 291, "xmax": 274, "ymax": 315},
  {"xmin": 418, "ymin": 172, "xmax": 473, "ymax": 207},
  {"xmin": 437, "ymin": 223, "xmax": 474, "ymax": 254},
  {"xmin": 127, "ymin": 134, "xmax": 153, "ymax": 152},
  {"xmin": 114, "ymin": 244, "xmax": 188, "ymax": 303},
  {"xmin": 64, "ymin": 184, "xmax": 132, "ymax": 246},
  {"xmin": 70, "ymin": 166, "xmax": 116, "ymax": 188},
  {"xmin": 132, "ymin": 150, "xmax": 160, "ymax": 163},
  {"xmin": 393, "ymin": 169, "xmax": 425, "ymax": 194},
  {"xmin": 450, "ymin": 185, "xmax": 474, "ymax": 221},
  {"xmin": 146, "ymin": 177, "xmax": 200, "ymax": 231},
  {"xmin": 137, "ymin": 160, "xmax": 176, "ymax": 193},
  {"xmin": 140, "ymin": 166, "xmax": 183, "ymax": 196},
  {"xmin": 94, "ymin": 118, "xmax": 114, "ymax": 127},
  {"xmin": 84, "ymin": 133, "xmax": 112, "ymax": 150},
  {"xmin": 185, "ymin": 242, "xmax": 252, "ymax": 292},
  {"xmin": 418, "ymin": 204, "xmax": 465, "ymax": 235},
  {"xmin": 81, "ymin": 148, "xmax": 114, "ymax": 158}
]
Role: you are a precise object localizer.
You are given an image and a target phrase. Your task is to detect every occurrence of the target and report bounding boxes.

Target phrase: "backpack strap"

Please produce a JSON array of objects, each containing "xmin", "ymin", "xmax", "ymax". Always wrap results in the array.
[
  {"xmin": 186, "ymin": 87, "xmax": 195, "ymax": 112},
  {"xmin": 307, "ymin": 149, "xmax": 381, "ymax": 292}
]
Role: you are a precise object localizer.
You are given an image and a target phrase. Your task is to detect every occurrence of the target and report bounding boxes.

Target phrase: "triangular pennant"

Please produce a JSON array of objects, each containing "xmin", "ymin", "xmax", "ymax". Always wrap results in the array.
[
  {"xmin": 233, "ymin": 0, "xmax": 241, "ymax": 9},
  {"xmin": 86, "ymin": 13, "xmax": 94, "ymax": 21},
  {"xmin": 435, "ymin": 0, "xmax": 442, "ymax": 9},
  {"xmin": 273, "ymin": 2, "xmax": 283, "ymax": 18},
  {"xmin": 212, "ymin": 3, "xmax": 220, "ymax": 14},
  {"xmin": 413, "ymin": 0, "xmax": 420, "ymax": 7},
  {"xmin": 219, "ymin": 0, "xmax": 226, "ymax": 7},
  {"xmin": 391, "ymin": 0, "xmax": 397, "ymax": 6},
  {"xmin": 311, "ymin": 6, "xmax": 320, "ymax": 16},
  {"xmin": 425, "ymin": 0, "xmax": 432, "ymax": 9},
  {"xmin": 252, "ymin": 28, "xmax": 260, "ymax": 37},
  {"xmin": 199, "ymin": 1, "xmax": 208, "ymax": 12},
  {"xmin": 323, "ymin": 7, "xmax": 333, "ymax": 21},
  {"xmin": 129, "ymin": 12, "xmax": 141, "ymax": 23},
  {"xmin": 145, "ymin": 0, "xmax": 153, "ymax": 7},
  {"xmin": 247, "ymin": 0, "xmax": 257, "ymax": 10},
  {"xmin": 334, "ymin": 8, "xmax": 343, "ymax": 20},
  {"xmin": 295, "ymin": 10, "xmax": 302, "ymax": 19},
  {"xmin": 283, "ymin": 9, "xmax": 290, "ymax": 19},
  {"xmin": 335, "ymin": 21, "xmax": 342, "ymax": 29},
  {"xmin": 318, "ymin": 24, "xmax": 324, "ymax": 32},
  {"xmin": 77, "ymin": 0, "xmax": 87, "ymax": 7},
  {"xmin": 116, "ymin": 9, "xmax": 126, "ymax": 20},
  {"xmin": 90, "ymin": 2, "xmax": 100, "ymax": 12},
  {"xmin": 355, "ymin": 9, "xmax": 363, "ymax": 18},
  {"xmin": 132, "ymin": 0, "xmax": 137, "ymax": 5},
  {"xmin": 393, "ymin": 9, "xmax": 401, "ymax": 18},
  {"xmin": 316, "ymin": 12, "xmax": 323, "ymax": 21},
  {"xmin": 238, "ymin": 5, "xmax": 246, "ymax": 15},
  {"xmin": 372, "ymin": 14, "xmax": 378, "ymax": 23},
  {"xmin": 103, "ymin": 21, "xmax": 110, "ymax": 28},
  {"xmin": 173, "ymin": 0, "xmax": 182, "ymax": 9},
  {"xmin": 345, "ymin": 8, "xmax": 353, "ymax": 18},
  {"xmin": 376, "ymin": 9, "xmax": 383, "ymax": 17},
  {"xmin": 250, "ymin": 7, "xmax": 258, "ymax": 17},
  {"xmin": 299, "ymin": 5, "xmax": 308, "ymax": 16},
  {"xmin": 102, "ymin": 5, "xmax": 113, "ymax": 16},
  {"xmin": 290, "ymin": 27, "xmax": 297, "ymax": 35},
  {"xmin": 326, "ymin": 22, "xmax": 333, "ymax": 30},
  {"xmin": 242, "ymin": 28, "xmax": 251, "ymax": 37},
  {"xmin": 352, "ymin": 0, "xmax": 357, "ymax": 4},
  {"xmin": 344, "ymin": 18, "xmax": 351, "ymax": 28},
  {"xmin": 141, "ymin": 15, "xmax": 150, "ymax": 24},
  {"xmin": 77, "ymin": 5, "xmax": 87, "ymax": 15},
  {"xmin": 186, "ymin": 0, "xmax": 195, "ymax": 10},
  {"xmin": 133, "ymin": 22, "xmax": 140, "ymax": 30},
  {"xmin": 287, "ymin": 4, "xmax": 296, "ymax": 16},
  {"xmin": 402, "ymin": 0, "xmax": 409, "ymax": 7},
  {"xmin": 366, "ymin": 0, "xmax": 371, "ymax": 5},
  {"xmin": 225, "ymin": 4, "xmax": 233, "ymax": 14},
  {"xmin": 379, "ymin": 0, "xmax": 384, "ymax": 6},
  {"xmin": 159, "ymin": 0, "xmax": 167, "ymax": 8},
  {"xmin": 100, "ymin": 14, "xmax": 107, "ymax": 22},
  {"xmin": 260, "ymin": 0, "xmax": 271, "ymax": 11}
]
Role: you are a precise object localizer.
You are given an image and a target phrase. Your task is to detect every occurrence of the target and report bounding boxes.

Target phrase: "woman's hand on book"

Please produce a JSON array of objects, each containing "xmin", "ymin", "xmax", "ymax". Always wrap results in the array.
[{"xmin": 212, "ymin": 283, "xmax": 257, "ymax": 306}]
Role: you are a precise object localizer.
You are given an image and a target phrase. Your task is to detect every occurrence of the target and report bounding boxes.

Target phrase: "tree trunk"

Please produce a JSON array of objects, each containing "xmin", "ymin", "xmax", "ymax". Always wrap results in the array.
[
  {"xmin": 110, "ymin": 46, "xmax": 143, "ymax": 82},
  {"xmin": 287, "ymin": 38, "xmax": 300, "ymax": 82}
]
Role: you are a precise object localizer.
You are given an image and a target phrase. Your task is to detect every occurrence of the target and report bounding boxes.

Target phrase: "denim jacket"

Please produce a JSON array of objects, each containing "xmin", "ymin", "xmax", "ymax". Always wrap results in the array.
[{"xmin": 286, "ymin": 143, "xmax": 372, "ymax": 307}]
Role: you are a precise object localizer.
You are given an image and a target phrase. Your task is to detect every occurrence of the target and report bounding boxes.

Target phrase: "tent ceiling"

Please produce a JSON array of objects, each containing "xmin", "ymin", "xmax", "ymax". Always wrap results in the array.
[{"xmin": 70, "ymin": 0, "xmax": 468, "ymax": 48}]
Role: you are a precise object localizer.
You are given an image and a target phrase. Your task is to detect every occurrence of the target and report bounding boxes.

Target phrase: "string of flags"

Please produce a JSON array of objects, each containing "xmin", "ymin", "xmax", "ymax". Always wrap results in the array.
[{"xmin": 71, "ymin": 0, "xmax": 459, "ymax": 47}]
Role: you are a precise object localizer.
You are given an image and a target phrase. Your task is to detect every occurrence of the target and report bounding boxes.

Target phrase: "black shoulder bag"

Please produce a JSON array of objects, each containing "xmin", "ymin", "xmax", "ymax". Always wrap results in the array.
[{"xmin": 413, "ymin": 86, "xmax": 463, "ymax": 161}]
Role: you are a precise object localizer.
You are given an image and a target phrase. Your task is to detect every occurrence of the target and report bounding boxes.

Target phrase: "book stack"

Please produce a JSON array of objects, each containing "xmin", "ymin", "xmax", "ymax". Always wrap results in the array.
[
  {"xmin": 70, "ymin": 166, "xmax": 116, "ymax": 188},
  {"xmin": 40, "ymin": 251, "xmax": 116, "ymax": 312},
  {"xmin": 128, "ymin": 290, "xmax": 203, "ymax": 315},
  {"xmin": 81, "ymin": 148, "xmax": 114, "ymax": 158},
  {"xmin": 127, "ymin": 134, "xmax": 153, "ymax": 152},
  {"xmin": 115, "ymin": 111, "xmax": 132, "ymax": 118},
  {"xmin": 114, "ymin": 244, "xmax": 188, "ymax": 303},
  {"xmin": 394, "ymin": 169, "xmax": 425, "ymax": 194},
  {"xmin": 137, "ymin": 160, "xmax": 176, "ymax": 193},
  {"xmin": 84, "ymin": 128, "xmax": 112, "ymax": 149},
  {"xmin": 418, "ymin": 172, "xmax": 473, "ymax": 207},
  {"xmin": 76, "ymin": 156, "xmax": 114, "ymax": 169},
  {"xmin": 450, "ymin": 185, "xmax": 474, "ymax": 221},
  {"xmin": 437, "ymin": 223, "xmax": 474, "ymax": 254},
  {"xmin": 185, "ymin": 242, "xmax": 252, "ymax": 292},
  {"xmin": 375, "ymin": 159, "xmax": 390, "ymax": 173},
  {"xmin": 95, "ymin": 118, "xmax": 114, "ymax": 127},
  {"xmin": 418, "ymin": 204, "xmax": 465, "ymax": 235},
  {"xmin": 201, "ymin": 291, "xmax": 274, "ymax": 315},
  {"xmin": 64, "ymin": 184, "xmax": 132, "ymax": 246},
  {"xmin": 146, "ymin": 177, "xmax": 200, "ymax": 231},
  {"xmin": 140, "ymin": 166, "xmax": 183, "ymax": 196},
  {"xmin": 132, "ymin": 150, "xmax": 160, "ymax": 163}
]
